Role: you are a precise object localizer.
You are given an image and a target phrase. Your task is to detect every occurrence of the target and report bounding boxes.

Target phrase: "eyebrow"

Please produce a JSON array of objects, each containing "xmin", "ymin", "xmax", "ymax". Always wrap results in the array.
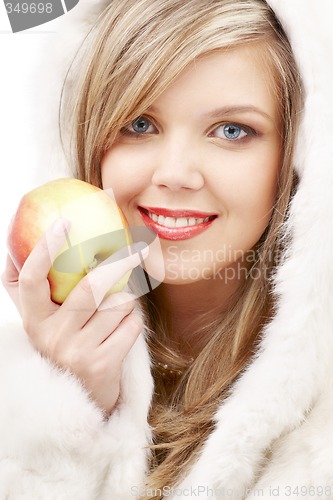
[
  {"xmin": 204, "ymin": 105, "xmax": 273, "ymax": 122},
  {"xmin": 148, "ymin": 104, "xmax": 274, "ymax": 123}
]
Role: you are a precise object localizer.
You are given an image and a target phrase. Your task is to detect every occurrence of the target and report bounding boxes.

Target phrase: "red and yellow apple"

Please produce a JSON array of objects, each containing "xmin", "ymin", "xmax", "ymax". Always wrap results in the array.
[{"xmin": 7, "ymin": 178, "xmax": 132, "ymax": 304}]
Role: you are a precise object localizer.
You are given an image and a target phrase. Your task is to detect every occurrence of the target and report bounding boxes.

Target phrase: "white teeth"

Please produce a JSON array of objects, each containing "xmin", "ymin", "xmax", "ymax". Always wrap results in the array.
[
  {"xmin": 175, "ymin": 217, "xmax": 188, "ymax": 227},
  {"xmin": 148, "ymin": 211, "xmax": 210, "ymax": 227},
  {"xmin": 164, "ymin": 217, "xmax": 176, "ymax": 228}
]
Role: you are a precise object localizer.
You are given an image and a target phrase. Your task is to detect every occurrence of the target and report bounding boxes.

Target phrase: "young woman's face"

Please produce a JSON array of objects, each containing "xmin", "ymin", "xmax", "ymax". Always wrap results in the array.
[{"xmin": 101, "ymin": 45, "xmax": 281, "ymax": 285}]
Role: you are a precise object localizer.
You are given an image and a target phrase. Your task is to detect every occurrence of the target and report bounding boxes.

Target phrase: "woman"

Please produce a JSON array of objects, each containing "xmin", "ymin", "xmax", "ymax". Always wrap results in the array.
[{"xmin": 1, "ymin": 0, "xmax": 333, "ymax": 499}]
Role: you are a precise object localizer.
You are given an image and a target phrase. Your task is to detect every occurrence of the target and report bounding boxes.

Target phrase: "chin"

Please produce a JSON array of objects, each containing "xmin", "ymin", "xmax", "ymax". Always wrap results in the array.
[{"xmin": 162, "ymin": 264, "xmax": 213, "ymax": 285}]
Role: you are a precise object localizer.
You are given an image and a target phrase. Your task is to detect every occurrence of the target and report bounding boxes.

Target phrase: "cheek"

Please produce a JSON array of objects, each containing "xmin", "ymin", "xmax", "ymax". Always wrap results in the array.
[
  {"xmin": 101, "ymin": 147, "xmax": 147, "ymax": 205},
  {"xmin": 225, "ymin": 149, "xmax": 280, "ymax": 221},
  {"xmin": 209, "ymin": 150, "xmax": 280, "ymax": 258},
  {"xmin": 256, "ymin": 153, "xmax": 280, "ymax": 215},
  {"xmin": 239, "ymin": 168, "xmax": 277, "ymax": 216}
]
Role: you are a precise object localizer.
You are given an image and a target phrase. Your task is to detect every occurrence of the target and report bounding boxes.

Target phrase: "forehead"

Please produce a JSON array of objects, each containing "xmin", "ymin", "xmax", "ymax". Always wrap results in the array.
[{"xmin": 150, "ymin": 44, "xmax": 279, "ymax": 123}]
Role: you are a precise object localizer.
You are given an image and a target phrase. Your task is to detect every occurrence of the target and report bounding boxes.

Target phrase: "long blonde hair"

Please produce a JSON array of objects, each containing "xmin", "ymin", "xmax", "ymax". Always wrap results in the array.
[{"xmin": 60, "ymin": 0, "xmax": 303, "ymax": 495}]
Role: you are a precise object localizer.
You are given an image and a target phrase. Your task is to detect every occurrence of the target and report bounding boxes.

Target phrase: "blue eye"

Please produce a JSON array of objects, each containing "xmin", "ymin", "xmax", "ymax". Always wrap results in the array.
[
  {"xmin": 224, "ymin": 124, "xmax": 243, "ymax": 139},
  {"xmin": 213, "ymin": 123, "xmax": 248, "ymax": 141},
  {"xmin": 131, "ymin": 116, "xmax": 154, "ymax": 134}
]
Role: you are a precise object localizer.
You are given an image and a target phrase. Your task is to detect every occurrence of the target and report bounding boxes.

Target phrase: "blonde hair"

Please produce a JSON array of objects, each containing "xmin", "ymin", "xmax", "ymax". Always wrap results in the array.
[{"xmin": 60, "ymin": 0, "xmax": 303, "ymax": 495}]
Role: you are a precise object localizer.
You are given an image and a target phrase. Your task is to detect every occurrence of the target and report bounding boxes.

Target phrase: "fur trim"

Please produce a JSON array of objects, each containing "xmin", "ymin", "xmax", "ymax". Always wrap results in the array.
[{"xmin": 0, "ymin": 322, "xmax": 153, "ymax": 499}]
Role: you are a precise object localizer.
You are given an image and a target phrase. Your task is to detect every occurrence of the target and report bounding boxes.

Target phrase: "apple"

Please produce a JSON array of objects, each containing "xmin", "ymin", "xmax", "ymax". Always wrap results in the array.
[{"xmin": 7, "ymin": 178, "xmax": 132, "ymax": 304}]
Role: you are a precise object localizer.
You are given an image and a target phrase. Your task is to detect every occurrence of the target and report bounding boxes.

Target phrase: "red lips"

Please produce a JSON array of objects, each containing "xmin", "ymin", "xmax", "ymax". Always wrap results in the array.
[
  {"xmin": 138, "ymin": 206, "xmax": 217, "ymax": 241},
  {"xmin": 140, "ymin": 206, "xmax": 217, "ymax": 218}
]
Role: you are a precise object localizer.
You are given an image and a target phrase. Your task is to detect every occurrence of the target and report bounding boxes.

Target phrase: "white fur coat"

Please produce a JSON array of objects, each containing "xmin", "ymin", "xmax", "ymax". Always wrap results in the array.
[{"xmin": 1, "ymin": 1, "xmax": 333, "ymax": 498}]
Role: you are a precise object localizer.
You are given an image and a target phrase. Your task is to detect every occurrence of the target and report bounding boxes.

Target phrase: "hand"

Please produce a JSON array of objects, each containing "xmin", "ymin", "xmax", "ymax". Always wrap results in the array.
[{"xmin": 1, "ymin": 218, "xmax": 149, "ymax": 415}]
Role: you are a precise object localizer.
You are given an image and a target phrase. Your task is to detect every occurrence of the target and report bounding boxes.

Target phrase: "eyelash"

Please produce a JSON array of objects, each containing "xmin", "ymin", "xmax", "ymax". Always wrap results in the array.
[
  {"xmin": 121, "ymin": 116, "xmax": 157, "ymax": 137},
  {"xmin": 209, "ymin": 123, "xmax": 258, "ymax": 142},
  {"xmin": 121, "ymin": 116, "xmax": 258, "ymax": 143}
]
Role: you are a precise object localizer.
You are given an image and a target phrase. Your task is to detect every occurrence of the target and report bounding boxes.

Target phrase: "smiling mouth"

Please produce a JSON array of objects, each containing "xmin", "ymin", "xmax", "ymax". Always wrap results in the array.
[
  {"xmin": 138, "ymin": 206, "xmax": 218, "ymax": 240},
  {"xmin": 141, "ymin": 208, "xmax": 215, "ymax": 228}
]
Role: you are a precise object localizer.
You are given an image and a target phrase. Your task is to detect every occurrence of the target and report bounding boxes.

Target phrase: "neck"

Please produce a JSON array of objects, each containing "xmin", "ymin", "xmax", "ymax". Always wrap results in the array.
[{"xmin": 153, "ymin": 268, "xmax": 244, "ymax": 358}]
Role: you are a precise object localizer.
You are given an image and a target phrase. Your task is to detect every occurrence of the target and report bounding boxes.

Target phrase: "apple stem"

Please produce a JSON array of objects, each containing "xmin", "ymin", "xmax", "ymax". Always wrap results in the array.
[{"xmin": 87, "ymin": 257, "xmax": 98, "ymax": 271}]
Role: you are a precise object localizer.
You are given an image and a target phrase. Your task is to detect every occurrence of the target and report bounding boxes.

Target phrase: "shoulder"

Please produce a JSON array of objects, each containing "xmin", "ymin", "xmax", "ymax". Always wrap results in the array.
[{"xmin": 251, "ymin": 381, "xmax": 333, "ymax": 494}]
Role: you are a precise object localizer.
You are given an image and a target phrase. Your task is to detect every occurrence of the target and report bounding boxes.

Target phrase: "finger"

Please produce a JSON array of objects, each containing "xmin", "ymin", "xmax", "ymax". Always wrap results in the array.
[
  {"xmin": 99, "ymin": 310, "xmax": 144, "ymax": 361},
  {"xmin": 2, "ymin": 253, "xmax": 19, "ymax": 283},
  {"xmin": 56, "ymin": 243, "xmax": 149, "ymax": 329},
  {"xmin": 19, "ymin": 217, "xmax": 71, "ymax": 320},
  {"xmin": 89, "ymin": 242, "xmax": 149, "ymax": 304},
  {"xmin": 98, "ymin": 289, "xmax": 137, "ymax": 312},
  {"xmin": 1, "ymin": 254, "xmax": 21, "ymax": 314},
  {"xmin": 80, "ymin": 292, "xmax": 137, "ymax": 347}
]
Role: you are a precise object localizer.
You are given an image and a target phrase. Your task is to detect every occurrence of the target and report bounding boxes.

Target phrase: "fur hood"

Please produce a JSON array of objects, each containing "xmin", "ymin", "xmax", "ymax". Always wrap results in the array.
[{"xmin": 1, "ymin": 1, "xmax": 333, "ymax": 499}]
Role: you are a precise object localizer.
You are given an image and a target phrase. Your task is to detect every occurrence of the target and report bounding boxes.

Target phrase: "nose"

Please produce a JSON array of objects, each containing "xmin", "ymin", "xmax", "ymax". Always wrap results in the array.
[{"xmin": 151, "ymin": 139, "xmax": 204, "ymax": 191}]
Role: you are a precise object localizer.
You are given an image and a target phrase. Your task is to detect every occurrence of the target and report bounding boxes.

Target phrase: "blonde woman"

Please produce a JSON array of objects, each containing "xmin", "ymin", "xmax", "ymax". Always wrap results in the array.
[{"xmin": 1, "ymin": 0, "xmax": 333, "ymax": 499}]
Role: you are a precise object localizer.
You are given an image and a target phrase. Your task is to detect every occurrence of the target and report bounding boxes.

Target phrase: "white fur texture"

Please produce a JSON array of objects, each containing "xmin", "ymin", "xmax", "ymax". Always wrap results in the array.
[
  {"xmin": 1, "ymin": 0, "xmax": 333, "ymax": 498},
  {"xmin": 0, "ymin": 322, "xmax": 153, "ymax": 499}
]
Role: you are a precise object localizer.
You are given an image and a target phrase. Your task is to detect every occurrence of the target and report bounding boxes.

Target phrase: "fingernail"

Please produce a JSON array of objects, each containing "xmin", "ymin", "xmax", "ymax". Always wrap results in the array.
[{"xmin": 52, "ymin": 217, "xmax": 71, "ymax": 236}]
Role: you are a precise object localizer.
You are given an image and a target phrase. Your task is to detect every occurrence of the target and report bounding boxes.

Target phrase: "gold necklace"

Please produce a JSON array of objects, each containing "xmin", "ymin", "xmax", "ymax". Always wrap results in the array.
[
  {"xmin": 155, "ymin": 357, "xmax": 194, "ymax": 377},
  {"xmin": 156, "ymin": 362, "xmax": 184, "ymax": 377}
]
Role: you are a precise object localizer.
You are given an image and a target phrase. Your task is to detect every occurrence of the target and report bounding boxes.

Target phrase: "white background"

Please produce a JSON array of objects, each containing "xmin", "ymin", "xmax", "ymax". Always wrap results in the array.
[{"xmin": 0, "ymin": 4, "xmax": 65, "ymax": 320}]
